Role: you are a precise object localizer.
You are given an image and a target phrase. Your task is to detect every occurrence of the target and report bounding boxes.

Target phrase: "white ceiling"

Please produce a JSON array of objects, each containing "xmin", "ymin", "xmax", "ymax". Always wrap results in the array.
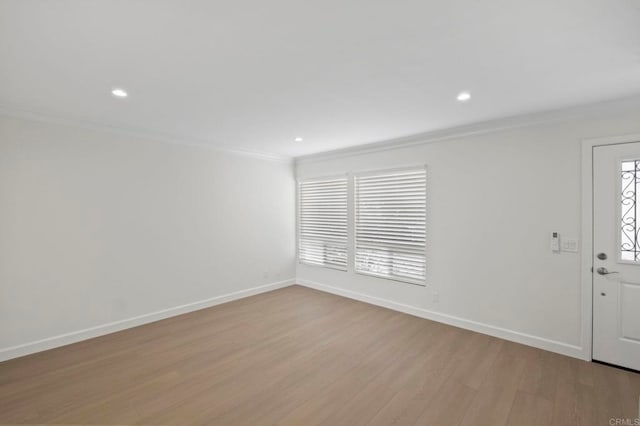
[{"xmin": 1, "ymin": 1, "xmax": 640, "ymax": 158}]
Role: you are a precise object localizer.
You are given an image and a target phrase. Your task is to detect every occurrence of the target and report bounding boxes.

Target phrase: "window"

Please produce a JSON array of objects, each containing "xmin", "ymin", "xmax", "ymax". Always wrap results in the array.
[
  {"xmin": 298, "ymin": 177, "xmax": 348, "ymax": 270},
  {"xmin": 354, "ymin": 168, "xmax": 426, "ymax": 284},
  {"xmin": 621, "ymin": 159, "xmax": 640, "ymax": 262}
]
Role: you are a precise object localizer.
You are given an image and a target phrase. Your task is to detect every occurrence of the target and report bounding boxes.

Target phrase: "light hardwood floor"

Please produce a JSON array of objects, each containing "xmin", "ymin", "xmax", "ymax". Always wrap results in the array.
[{"xmin": 1, "ymin": 285, "xmax": 639, "ymax": 425}]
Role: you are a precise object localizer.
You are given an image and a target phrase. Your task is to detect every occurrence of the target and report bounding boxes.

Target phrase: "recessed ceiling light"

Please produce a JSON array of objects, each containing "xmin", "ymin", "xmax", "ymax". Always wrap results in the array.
[
  {"xmin": 111, "ymin": 88, "xmax": 128, "ymax": 98},
  {"xmin": 456, "ymin": 91, "xmax": 471, "ymax": 102},
  {"xmin": 294, "ymin": 137, "xmax": 303, "ymax": 142}
]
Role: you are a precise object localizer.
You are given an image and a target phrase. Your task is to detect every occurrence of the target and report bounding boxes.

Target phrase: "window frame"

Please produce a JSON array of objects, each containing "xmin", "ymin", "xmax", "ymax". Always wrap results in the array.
[
  {"xmin": 353, "ymin": 165, "xmax": 427, "ymax": 286},
  {"xmin": 296, "ymin": 174, "xmax": 349, "ymax": 271},
  {"xmin": 618, "ymin": 157, "xmax": 640, "ymax": 265}
]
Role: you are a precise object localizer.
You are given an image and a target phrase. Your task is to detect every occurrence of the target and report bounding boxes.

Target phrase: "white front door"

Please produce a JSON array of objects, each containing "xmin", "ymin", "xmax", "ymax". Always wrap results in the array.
[{"xmin": 593, "ymin": 142, "xmax": 640, "ymax": 371}]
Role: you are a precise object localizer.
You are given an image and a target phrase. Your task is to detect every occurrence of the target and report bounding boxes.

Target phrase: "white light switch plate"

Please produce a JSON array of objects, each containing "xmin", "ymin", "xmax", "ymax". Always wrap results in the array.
[{"xmin": 561, "ymin": 238, "xmax": 579, "ymax": 253}]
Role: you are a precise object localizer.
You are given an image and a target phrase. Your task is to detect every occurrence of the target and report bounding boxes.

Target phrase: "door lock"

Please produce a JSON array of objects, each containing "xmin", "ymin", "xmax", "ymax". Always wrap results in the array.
[
  {"xmin": 596, "ymin": 267, "xmax": 619, "ymax": 275},
  {"xmin": 597, "ymin": 252, "xmax": 607, "ymax": 260}
]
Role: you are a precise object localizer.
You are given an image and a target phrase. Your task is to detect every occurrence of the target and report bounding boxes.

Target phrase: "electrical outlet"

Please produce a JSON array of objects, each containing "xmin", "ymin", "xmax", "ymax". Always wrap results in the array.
[
  {"xmin": 432, "ymin": 291, "xmax": 439, "ymax": 304},
  {"xmin": 561, "ymin": 238, "xmax": 579, "ymax": 253}
]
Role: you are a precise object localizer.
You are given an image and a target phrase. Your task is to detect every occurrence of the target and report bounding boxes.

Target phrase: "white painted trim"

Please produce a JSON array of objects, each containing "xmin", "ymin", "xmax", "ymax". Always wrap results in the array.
[
  {"xmin": 296, "ymin": 95, "xmax": 640, "ymax": 164},
  {"xmin": 580, "ymin": 133, "xmax": 640, "ymax": 364},
  {"xmin": 0, "ymin": 104, "xmax": 292, "ymax": 164},
  {"xmin": 582, "ymin": 133, "xmax": 640, "ymax": 147},
  {"xmin": 0, "ymin": 279, "xmax": 295, "ymax": 362},
  {"xmin": 297, "ymin": 279, "xmax": 586, "ymax": 360},
  {"xmin": 581, "ymin": 138, "xmax": 595, "ymax": 362}
]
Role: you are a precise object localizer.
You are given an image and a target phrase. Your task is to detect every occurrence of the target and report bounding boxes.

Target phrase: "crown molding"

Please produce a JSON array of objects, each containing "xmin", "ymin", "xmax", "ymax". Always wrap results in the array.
[
  {"xmin": 4, "ymin": 95, "xmax": 640, "ymax": 166},
  {"xmin": 295, "ymin": 95, "xmax": 640, "ymax": 164},
  {"xmin": 0, "ymin": 104, "xmax": 292, "ymax": 164}
]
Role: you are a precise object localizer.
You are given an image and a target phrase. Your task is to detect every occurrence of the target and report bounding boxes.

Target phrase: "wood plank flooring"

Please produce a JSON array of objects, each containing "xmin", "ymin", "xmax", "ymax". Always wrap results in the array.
[{"xmin": 1, "ymin": 285, "xmax": 639, "ymax": 425}]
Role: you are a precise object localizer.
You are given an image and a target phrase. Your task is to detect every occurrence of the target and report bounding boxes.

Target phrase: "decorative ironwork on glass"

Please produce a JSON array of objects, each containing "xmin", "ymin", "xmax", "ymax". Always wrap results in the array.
[{"xmin": 621, "ymin": 160, "xmax": 640, "ymax": 261}]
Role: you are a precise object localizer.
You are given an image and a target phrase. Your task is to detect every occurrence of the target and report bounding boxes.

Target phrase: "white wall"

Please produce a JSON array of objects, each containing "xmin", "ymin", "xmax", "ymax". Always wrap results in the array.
[
  {"xmin": 5, "ymin": 102, "xmax": 640, "ymax": 363},
  {"xmin": 0, "ymin": 115, "xmax": 296, "ymax": 359},
  {"xmin": 296, "ymin": 105, "xmax": 640, "ymax": 359}
]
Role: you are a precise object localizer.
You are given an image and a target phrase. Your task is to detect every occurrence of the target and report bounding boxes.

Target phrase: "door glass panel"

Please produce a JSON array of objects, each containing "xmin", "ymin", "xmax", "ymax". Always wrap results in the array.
[{"xmin": 621, "ymin": 160, "xmax": 640, "ymax": 261}]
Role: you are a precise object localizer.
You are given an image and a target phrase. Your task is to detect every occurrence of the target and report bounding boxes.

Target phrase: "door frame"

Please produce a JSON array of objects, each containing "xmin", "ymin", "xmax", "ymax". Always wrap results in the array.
[{"xmin": 581, "ymin": 133, "xmax": 640, "ymax": 362}]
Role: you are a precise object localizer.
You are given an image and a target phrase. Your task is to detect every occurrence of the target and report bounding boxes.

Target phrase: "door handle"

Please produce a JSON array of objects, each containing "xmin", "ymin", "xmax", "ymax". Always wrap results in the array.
[{"xmin": 596, "ymin": 267, "xmax": 619, "ymax": 275}]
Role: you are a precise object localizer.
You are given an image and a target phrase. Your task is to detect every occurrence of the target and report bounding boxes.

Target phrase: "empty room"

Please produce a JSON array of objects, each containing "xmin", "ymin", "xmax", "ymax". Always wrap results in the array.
[{"xmin": 1, "ymin": 1, "xmax": 640, "ymax": 425}]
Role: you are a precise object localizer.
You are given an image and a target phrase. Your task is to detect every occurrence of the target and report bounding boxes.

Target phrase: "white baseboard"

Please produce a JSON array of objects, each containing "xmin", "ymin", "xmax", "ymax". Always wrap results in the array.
[
  {"xmin": 1, "ymin": 278, "xmax": 588, "ymax": 363},
  {"xmin": 0, "ymin": 279, "xmax": 295, "ymax": 362},
  {"xmin": 297, "ymin": 279, "xmax": 588, "ymax": 360}
]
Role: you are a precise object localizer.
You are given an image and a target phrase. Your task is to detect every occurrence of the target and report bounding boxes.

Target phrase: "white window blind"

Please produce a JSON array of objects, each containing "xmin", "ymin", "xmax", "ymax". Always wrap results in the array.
[
  {"xmin": 355, "ymin": 168, "xmax": 426, "ymax": 284},
  {"xmin": 298, "ymin": 177, "xmax": 348, "ymax": 271}
]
